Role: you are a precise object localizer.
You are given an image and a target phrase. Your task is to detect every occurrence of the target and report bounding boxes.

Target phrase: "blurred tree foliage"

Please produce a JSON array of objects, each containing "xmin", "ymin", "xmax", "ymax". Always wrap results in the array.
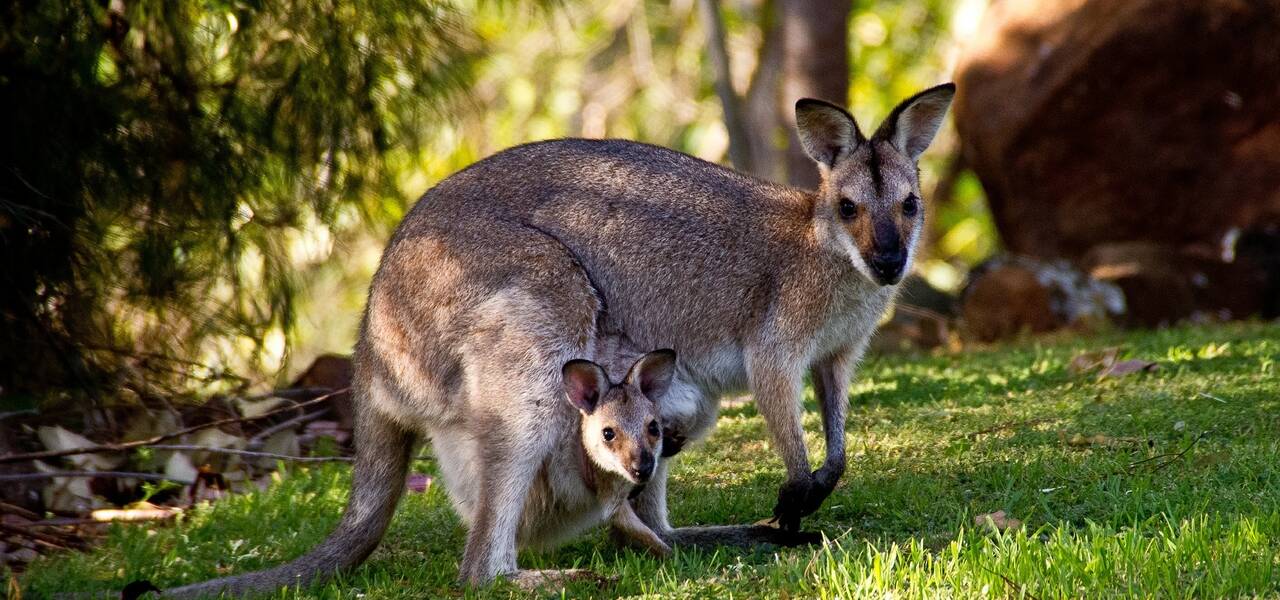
[
  {"xmin": 1, "ymin": 0, "xmax": 995, "ymax": 406},
  {"xmin": 0, "ymin": 0, "xmax": 475, "ymax": 404}
]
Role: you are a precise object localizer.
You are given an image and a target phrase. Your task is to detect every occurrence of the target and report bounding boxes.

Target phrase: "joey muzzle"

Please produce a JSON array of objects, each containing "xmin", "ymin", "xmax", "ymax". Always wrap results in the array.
[{"xmin": 630, "ymin": 449, "xmax": 655, "ymax": 482}]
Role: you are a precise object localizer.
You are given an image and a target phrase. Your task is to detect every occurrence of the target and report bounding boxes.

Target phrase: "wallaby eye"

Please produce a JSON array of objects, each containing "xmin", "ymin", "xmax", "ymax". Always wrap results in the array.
[
  {"xmin": 838, "ymin": 198, "xmax": 858, "ymax": 220},
  {"xmin": 647, "ymin": 420, "xmax": 660, "ymax": 437},
  {"xmin": 902, "ymin": 194, "xmax": 920, "ymax": 217},
  {"xmin": 602, "ymin": 427, "xmax": 615, "ymax": 442}
]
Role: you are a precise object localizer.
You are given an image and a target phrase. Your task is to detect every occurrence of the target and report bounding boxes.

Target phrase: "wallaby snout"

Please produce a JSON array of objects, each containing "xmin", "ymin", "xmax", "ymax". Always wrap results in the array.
[
  {"xmin": 631, "ymin": 449, "xmax": 656, "ymax": 482},
  {"xmin": 869, "ymin": 221, "xmax": 906, "ymax": 284}
]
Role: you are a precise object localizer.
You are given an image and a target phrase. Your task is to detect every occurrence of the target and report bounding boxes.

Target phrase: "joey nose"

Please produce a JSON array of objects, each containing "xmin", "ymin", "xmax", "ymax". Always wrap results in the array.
[
  {"xmin": 632, "ymin": 451, "xmax": 655, "ymax": 482},
  {"xmin": 868, "ymin": 251, "xmax": 905, "ymax": 285}
]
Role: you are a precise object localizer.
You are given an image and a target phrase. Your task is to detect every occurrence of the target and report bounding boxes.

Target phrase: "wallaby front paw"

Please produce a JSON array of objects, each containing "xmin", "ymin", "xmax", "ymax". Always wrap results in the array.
[
  {"xmin": 660, "ymin": 424, "xmax": 687, "ymax": 458},
  {"xmin": 771, "ymin": 471, "xmax": 835, "ymax": 531}
]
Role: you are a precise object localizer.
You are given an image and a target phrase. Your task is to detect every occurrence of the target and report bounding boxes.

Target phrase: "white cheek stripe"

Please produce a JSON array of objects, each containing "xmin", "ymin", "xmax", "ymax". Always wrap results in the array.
[
  {"xmin": 903, "ymin": 220, "xmax": 922, "ymax": 276},
  {"xmin": 838, "ymin": 226, "xmax": 877, "ymax": 284},
  {"xmin": 815, "ymin": 214, "xmax": 877, "ymax": 284}
]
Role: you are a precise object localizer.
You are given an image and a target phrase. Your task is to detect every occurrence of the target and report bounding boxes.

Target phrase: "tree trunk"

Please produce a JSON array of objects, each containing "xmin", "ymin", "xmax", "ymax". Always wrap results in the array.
[
  {"xmin": 697, "ymin": 0, "xmax": 756, "ymax": 174},
  {"xmin": 780, "ymin": 0, "xmax": 851, "ymax": 189},
  {"xmin": 743, "ymin": 0, "xmax": 785, "ymax": 183}
]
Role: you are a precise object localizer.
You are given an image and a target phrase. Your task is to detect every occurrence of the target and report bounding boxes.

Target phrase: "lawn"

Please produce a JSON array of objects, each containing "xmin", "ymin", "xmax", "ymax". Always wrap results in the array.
[{"xmin": 19, "ymin": 322, "xmax": 1280, "ymax": 598}]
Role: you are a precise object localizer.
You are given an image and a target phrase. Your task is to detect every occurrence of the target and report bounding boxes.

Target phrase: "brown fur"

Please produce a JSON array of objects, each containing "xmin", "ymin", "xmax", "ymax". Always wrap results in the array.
[{"xmin": 161, "ymin": 84, "xmax": 955, "ymax": 597}]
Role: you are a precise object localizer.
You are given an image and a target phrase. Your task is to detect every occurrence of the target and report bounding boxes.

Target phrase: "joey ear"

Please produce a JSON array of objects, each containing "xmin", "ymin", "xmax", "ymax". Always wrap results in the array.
[
  {"xmin": 795, "ymin": 98, "xmax": 864, "ymax": 168},
  {"xmin": 625, "ymin": 349, "xmax": 677, "ymax": 403},
  {"xmin": 562, "ymin": 359, "xmax": 609, "ymax": 414},
  {"xmin": 873, "ymin": 83, "xmax": 956, "ymax": 160}
]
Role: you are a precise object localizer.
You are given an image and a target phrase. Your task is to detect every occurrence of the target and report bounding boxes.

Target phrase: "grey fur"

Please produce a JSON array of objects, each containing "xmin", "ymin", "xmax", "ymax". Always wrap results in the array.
[{"xmin": 161, "ymin": 84, "xmax": 954, "ymax": 596}]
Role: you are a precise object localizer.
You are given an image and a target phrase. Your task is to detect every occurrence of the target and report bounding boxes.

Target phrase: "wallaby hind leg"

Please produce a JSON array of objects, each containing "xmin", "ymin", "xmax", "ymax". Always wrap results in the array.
[{"xmin": 456, "ymin": 429, "xmax": 547, "ymax": 585}]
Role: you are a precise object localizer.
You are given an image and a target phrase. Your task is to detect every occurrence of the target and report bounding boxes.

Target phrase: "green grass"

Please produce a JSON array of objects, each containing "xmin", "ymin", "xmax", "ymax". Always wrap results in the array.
[{"xmin": 19, "ymin": 322, "xmax": 1280, "ymax": 598}]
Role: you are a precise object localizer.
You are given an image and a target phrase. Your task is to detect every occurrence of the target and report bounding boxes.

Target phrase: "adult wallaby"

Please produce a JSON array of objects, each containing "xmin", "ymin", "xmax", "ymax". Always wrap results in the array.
[{"xmin": 164, "ymin": 83, "xmax": 955, "ymax": 595}]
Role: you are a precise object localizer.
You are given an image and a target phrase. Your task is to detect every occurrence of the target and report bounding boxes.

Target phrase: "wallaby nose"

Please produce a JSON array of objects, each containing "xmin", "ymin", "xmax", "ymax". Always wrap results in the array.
[
  {"xmin": 869, "ymin": 251, "xmax": 905, "ymax": 285},
  {"xmin": 631, "ymin": 450, "xmax": 655, "ymax": 482}
]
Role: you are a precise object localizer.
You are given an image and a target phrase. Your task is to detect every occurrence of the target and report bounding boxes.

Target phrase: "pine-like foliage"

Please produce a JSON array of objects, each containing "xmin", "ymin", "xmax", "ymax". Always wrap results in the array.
[{"xmin": 0, "ymin": 0, "xmax": 475, "ymax": 402}]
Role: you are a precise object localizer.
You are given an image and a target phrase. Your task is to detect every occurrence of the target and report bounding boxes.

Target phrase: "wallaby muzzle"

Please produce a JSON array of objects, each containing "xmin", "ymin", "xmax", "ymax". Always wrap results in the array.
[
  {"xmin": 631, "ymin": 449, "xmax": 656, "ymax": 482},
  {"xmin": 869, "ymin": 221, "xmax": 906, "ymax": 285}
]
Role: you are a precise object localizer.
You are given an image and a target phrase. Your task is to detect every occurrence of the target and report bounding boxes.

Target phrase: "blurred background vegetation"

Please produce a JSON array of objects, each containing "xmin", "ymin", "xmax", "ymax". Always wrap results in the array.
[{"xmin": 0, "ymin": 0, "xmax": 1001, "ymax": 408}]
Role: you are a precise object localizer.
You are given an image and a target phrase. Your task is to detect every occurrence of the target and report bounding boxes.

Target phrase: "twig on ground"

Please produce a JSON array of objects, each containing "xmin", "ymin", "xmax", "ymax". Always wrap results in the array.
[
  {"xmin": 0, "ymin": 409, "xmax": 38, "ymax": 421},
  {"xmin": 0, "ymin": 522, "xmax": 88, "ymax": 550},
  {"xmin": 1197, "ymin": 392, "xmax": 1228, "ymax": 403},
  {"xmin": 0, "ymin": 387, "xmax": 349, "ymax": 465},
  {"xmin": 977, "ymin": 564, "xmax": 1041, "ymax": 600},
  {"xmin": 256, "ymin": 387, "xmax": 335, "ymax": 401},
  {"xmin": 245, "ymin": 408, "xmax": 331, "ymax": 450},
  {"xmin": 147, "ymin": 444, "xmax": 352, "ymax": 463},
  {"xmin": 0, "ymin": 500, "xmax": 43, "ymax": 520},
  {"xmin": 0, "ymin": 471, "xmax": 195, "ymax": 485},
  {"xmin": 24, "ymin": 512, "xmax": 177, "ymax": 527},
  {"xmin": 1122, "ymin": 430, "xmax": 1210, "ymax": 475}
]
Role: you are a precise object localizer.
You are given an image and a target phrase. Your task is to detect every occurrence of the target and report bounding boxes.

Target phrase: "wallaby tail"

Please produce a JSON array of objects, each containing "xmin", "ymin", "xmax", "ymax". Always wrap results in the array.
[
  {"xmin": 665, "ymin": 524, "xmax": 822, "ymax": 549},
  {"xmin": 163, "ymin": 409, "xmax": 416, "ymax": 598}
]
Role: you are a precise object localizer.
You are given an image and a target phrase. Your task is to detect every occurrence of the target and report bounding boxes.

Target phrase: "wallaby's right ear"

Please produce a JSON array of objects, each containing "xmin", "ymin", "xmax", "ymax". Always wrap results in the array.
[
  {"xmin": 562, "ymin": 359, "xmax": 609, "ymax": 414},
  {"xmin": 795, "ymin": 98, "xmax": 865, "ymax": 169},
  {"xmin": 625, "ymin": 349, "xmax": 677, "ymax": 403}
]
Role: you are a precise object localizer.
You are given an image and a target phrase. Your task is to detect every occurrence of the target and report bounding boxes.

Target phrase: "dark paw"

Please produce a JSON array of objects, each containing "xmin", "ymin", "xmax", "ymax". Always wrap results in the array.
[
  {"xmin": 661, "ymin": 426, "xmax": 686, "ymax": 458},
  {"xmin": 771, "ymin": 472, "xmax": 837, "ymax": 531},
  {"xmin": 121, "ymin": 580, "xmax": 161, "ymax": 600}
]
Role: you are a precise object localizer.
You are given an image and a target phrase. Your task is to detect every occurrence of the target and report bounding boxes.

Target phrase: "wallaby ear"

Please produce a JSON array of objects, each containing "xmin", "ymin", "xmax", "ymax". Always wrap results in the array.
[
  {"xmin": 625, "ymin": 349, "xmax": 677, "ymax": 403},
  {"xmin": 873, "ymin": 83, "xmax": 956, "ymax": 160},
  {"xmin": 562, "ymin": 359, "xmax": 609, "ymax": 415},
  {"xmin": 795, "ymin": 98, "xmax": 864, "ymax": 168}
]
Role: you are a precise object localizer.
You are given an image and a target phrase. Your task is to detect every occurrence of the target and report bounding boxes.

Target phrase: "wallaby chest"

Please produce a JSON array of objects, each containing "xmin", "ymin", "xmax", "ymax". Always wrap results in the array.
[{"xmin": 519, "ymin": 443, "xmax": 631, "ymax": 550}]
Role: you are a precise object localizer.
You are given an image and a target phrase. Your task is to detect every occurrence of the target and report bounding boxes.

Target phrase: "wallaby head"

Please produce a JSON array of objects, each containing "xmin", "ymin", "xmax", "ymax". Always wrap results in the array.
[
  {"xmin": 561, "ymin": 349, "xmax": 676, "ymax": 484},
  {"xmin": 796, "ymin": 83, "xmax": 956, "ymax": 286}
]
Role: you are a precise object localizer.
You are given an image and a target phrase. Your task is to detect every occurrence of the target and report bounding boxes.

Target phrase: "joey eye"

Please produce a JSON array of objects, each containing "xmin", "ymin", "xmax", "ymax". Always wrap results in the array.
[
  {"xmin": 838, "ymin": 198, "xmax": 858, "ymax": 220},
  {"xmin": 602, "ymin": 427, "xmax": 615, "ymax": 442},
  {"xmin": 902, "ymin": 195, "xmax": 920, "ymax": 217},
  {"xmin": 647, "ymin": 420, "xmax": 660, "ymax": 437}
]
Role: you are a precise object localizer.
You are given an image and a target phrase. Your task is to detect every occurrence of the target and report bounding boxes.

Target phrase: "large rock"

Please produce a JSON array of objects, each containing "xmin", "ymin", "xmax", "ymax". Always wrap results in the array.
[{"xmin": 954, "ymin": 0, "xmax": 1280, "ymax": 260}]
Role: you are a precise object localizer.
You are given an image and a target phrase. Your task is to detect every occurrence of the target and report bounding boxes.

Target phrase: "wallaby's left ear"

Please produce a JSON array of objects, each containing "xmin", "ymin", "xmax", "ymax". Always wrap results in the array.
[
  {"xmin": 874, "ymin": 83, "xmax": 956, "ymax": 160},
  {"xmin": 795, "ymin": 98, "xmax": 865, "ymax": 168},
  {"xmin": 563, "ymin": 359, "xmax": 610, "ymax": 414},
  {"xmin": 625, "ymin": 349, "xmax": 677, "ymax": 403}
]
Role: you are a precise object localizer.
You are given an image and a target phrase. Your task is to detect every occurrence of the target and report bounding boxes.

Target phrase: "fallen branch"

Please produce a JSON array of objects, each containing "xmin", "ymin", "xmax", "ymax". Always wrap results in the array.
[
  {"xmin": 0, "ymin": 471, "xmax": 195, "ymax": 485},
  {"xmin": 0, "ymin": 521, "xmax": 88, "ymax": 550},
  {"xmin": 0, "ymin": 387, "xmax": 348, "ymax": 465},
  {"xmin": 246, "ymin": 408, "xmax": 331, "ymax": 450},
  {"xmin": 27, "ymin": 511, "xmax": 178, "ymax": 527},
  {"xmin": 147, "ymin": 444, "xmax": 352, "ymax": 463},
  {"xmin": 0, "ymin": 500, "xmax": 43, "ymax": 520},
  {"xmin": 0, "ymin": 409, "xmax": 38, "ymax": 421}
]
